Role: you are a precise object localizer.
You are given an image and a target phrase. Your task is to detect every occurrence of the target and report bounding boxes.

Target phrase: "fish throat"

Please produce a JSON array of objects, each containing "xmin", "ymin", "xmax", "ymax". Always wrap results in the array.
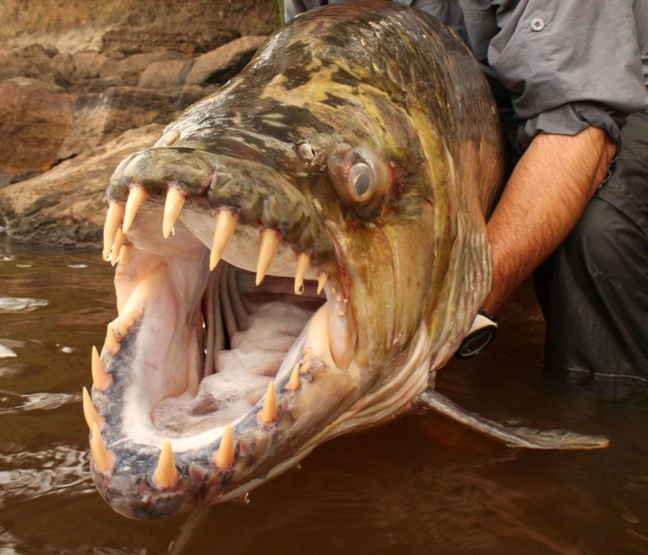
[{"xmin": 110, "ymin": 207, "xmax": 353, "ymax": 444}]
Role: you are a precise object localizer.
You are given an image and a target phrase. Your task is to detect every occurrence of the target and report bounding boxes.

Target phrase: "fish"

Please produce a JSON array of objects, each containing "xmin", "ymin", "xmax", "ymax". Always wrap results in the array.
[{"xmin": 86, "ymin": 0, "xmax": 608, "ymax": 520}]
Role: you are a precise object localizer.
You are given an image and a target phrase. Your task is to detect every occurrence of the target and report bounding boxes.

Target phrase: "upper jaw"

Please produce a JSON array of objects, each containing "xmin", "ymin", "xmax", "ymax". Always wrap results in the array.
[{"xmin": 88, "ymin": 145, "xmax": 367, "ymax": 519}]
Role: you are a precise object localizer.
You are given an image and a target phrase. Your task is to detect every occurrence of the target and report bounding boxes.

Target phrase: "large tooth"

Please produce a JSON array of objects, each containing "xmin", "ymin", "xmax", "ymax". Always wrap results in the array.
[
  {"xmin": 123, "ymin": 186, "xmax": 149, "ymax": 233},
  {"xmin": 163, "ymin": 187, "xmax": 185, "ymax": 239},
  {"xmin": 91, "ymin": 422, "xmax": 115, "ymax": 474},
  {"xmin": 301, "ymin": 347, "xmax": 312, "ymax": 374},
  {"xmin": 102, "ymin": 201, "xmax": 125, "ymax": 261},
  {"xmin": 82, "ymin": 387, "xmax": 104, "ymax": 430},
  {"xmin": 294, "ymin": 253, "xmax": 310, "ymax": 295},
  {"xmin": 110, "ymin": 228, "xmax": 126, "ymax": 267},
  {"xmin": 285, "ymin": 363, "xmax": 301, "ymax": 391},
  {"xmin": 317, "ymin": 273, "xmax": 328, "ymax": 295},
  {"xmin": 154, "ymin": 441, "xmax": 178, "ymax": 490},
  {"xmin": 118, "ymin": 245, "xmax": 130, "ymax": 267},
  {"xmin": 106, "ymin": 324, "xmax": 120, "ymax": 354},
  {"xmin": 259, "ymin": 381, "xmax": 277, "ymax": 425},
  {"xmin": 213, "ymin": 425, "xmax": 235, "ymax": 469},
  {"xmin": 210, "ymin": 210, "xmax": 238, "ymax": 271},
  {"xmin": 91, "ymin": 346, "xmax": 113, "ymax": 390},
  {"xmin": 256, "ymin": 229, "xmax": 281, "ymax": 286},
  {"xmin": 329, "ymin": 301, "xmax": 356, "ymax": 372}
]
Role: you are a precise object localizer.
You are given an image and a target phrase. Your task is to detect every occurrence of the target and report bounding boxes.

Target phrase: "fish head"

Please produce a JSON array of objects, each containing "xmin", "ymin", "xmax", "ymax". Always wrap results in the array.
[{"xmin": 87, "ymin": 1, "xmax": 501, "ymax": 519}]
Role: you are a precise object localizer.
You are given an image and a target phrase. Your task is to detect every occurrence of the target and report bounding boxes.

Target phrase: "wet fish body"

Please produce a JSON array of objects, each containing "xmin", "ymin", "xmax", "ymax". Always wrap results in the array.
[{"xmin": 87, "ymin": 1, "xmax": 607, "ymax": 519}]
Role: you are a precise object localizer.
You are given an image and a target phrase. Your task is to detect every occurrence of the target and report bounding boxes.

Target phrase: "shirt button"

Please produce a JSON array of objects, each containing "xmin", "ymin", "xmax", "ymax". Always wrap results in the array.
[{"xmin": 531, "ymin": 17, "xmax": 545, "ymax": 31}]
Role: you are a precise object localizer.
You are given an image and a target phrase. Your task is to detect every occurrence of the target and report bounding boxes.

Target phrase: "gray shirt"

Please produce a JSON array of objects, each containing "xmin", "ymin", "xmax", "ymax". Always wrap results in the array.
[{"xmin": 284, "ymin": 0, "xmax": 648, "ymax": 151}]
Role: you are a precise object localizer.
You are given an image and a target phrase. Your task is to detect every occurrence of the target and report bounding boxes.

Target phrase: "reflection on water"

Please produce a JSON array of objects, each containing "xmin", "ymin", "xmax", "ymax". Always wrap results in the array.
[
  {"xmin": 0, "ymin": 297, "xmax": 49, "ymax": 313},
  {"xmin": 1, "ymin": 233, "xmax": 647, "ymax": 554}
]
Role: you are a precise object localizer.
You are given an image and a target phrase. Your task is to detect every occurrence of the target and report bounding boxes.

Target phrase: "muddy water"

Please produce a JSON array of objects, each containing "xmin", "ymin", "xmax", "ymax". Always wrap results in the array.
[{"xmin": 1, "ymin": 233, "xmax": 648, "ymax": 555}]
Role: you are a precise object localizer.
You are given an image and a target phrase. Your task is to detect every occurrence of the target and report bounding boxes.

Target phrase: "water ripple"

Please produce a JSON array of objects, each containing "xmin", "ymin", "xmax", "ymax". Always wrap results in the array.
[
  {"xmin": 0, "ymin": 445, "xmax": 93, "ymax": 509},
  {"xmin": 0, "ymin": 345, "xmax": 16, "ymax": 359},
  {"xmin": 0, "ymin": 297, "xmax": 48, "ymax": 313},
  {"xmin": 0, "ymin": 526, "xmax": 149, "ymax": 555},
  {"xmin": 0, "ymin": 391, "xmax": 81, "ymax": 414}
]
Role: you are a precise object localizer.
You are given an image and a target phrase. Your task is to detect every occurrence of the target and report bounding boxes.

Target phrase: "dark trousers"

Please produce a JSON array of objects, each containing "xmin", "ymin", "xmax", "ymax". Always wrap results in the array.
[{"xmin": 534, "ymin": 110, "xmax": 648, "ymax": 380}]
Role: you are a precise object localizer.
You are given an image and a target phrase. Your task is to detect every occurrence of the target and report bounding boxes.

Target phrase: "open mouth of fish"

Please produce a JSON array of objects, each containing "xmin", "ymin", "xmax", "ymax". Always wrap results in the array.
[{"xmin": 84, "ymin": 145, "xmax": 428, "ymax": 519}]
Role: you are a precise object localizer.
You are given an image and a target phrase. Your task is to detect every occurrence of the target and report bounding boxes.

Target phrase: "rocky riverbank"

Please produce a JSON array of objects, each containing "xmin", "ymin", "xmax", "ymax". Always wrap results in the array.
[{"xmin": 0, "ymin": 0, "xmax": 279, "ymax": 248}]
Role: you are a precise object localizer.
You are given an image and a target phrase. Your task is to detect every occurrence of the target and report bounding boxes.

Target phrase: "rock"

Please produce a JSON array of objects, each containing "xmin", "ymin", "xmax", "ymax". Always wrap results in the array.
[
  {"xmin": 138, "ymin": 59, "xmax": 192, "ymax": 91},
  {"xmin": 102, "ymin": 26, "xmax": 241, "ymax": 56},
  {"xmin": 0, "ymin": 44, "xmax": 69, "ymax": 87},
  {"xmin": 0, "ymin": 78, "xmax": 75, "ymax": 186},
  {"xmin": 58, "ymin": 86, "xmax": 177, "ymax": 160},
  {"xmin": 0, "ymin": 124, "xmax": 165, "ymax": 248},
  {"xmin": 100, "ymin": 50, "xmax": 189, "ymax": 78},
  {"xmin": 185, "ymin": 36, "xmax": 267, "ymax": 87},
  {"xmin": 50, "ymin": 52, "xmax": 76, "ymax": 86},
  {"xmin": 72, "ymin": 51, "xmax": 110, "ymax": 81}
]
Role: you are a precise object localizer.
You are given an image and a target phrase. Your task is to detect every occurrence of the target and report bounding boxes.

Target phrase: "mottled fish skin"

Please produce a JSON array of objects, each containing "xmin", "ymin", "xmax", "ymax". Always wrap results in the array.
[{"xmin": 91, "ymin": 1, "xmax": 504, "ymax": 519}]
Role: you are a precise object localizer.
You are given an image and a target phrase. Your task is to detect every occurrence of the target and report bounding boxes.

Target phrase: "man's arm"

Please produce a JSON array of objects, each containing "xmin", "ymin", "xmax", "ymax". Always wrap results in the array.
[{"xmin": 482, "ymin": 126, "xmax": 616, "ymax": 314}]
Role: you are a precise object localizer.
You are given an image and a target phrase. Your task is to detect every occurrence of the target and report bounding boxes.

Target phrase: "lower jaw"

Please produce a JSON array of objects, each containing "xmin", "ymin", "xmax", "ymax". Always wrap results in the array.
[
  {"xmin": 88, "ymin": 211, "xmax": 368, "ymax": 517},
  {"xmin": 89, "ymin": 299, "xmax": 358, "ymax": 519}
]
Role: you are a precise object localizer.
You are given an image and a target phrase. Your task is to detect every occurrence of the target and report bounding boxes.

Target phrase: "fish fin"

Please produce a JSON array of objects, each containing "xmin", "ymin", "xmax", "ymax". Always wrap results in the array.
[{"xmin": 417, "ymin": 388, "xmax": 609, "ymax": 450}]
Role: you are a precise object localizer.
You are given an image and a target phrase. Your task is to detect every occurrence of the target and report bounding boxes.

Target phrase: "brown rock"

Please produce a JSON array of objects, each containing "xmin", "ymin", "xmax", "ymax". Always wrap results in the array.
[
  {"xmin": 58, "ymin": 86, "xmax": 176, "ymax": 160},
  {"xmin": 185, "ymin": 36, "xmax": 267, "ymax": 87},
  {"xmin": 0, "ymin": 44, "xmax": 69, "ymax": 87},
  {"xmin": 0, "ymin": 78, "xmax": 75, "ymax": 186},
  {"xmin": 0, "ymin": 124, "xmax": 165, "ymax": 248},
  {"xmin": 138, "ymin": 59, "xmax": 192, "ymax": 91},
  {"xmin": 72, "ymin": 51, "xmax": 110, "ymax": 81},
  {"xmin": 102, "ymin": 27, "xmax": 241, "ymax": 56},
  {"xmin": 99, "ymin": 50, "xmax": 190, "ymax": 80}
]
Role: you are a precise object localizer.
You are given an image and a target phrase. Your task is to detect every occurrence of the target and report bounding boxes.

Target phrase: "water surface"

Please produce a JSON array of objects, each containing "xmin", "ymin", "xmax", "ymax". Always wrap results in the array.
[{"xmin": 1, "ymin": 234, "xmax": 647, "ymax": 554}]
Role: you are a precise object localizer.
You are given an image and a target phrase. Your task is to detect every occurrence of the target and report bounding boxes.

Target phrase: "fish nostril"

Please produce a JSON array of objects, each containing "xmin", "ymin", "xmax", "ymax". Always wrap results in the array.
[{"xmin": 298, "ymin": 142, "xmax": 315, "ymax": 161}]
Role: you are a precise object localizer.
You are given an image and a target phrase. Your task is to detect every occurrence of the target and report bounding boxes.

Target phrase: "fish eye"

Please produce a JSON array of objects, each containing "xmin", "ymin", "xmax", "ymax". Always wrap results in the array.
[
  {"xmin": 348, "ymin": 162, "xmax": 375, "ymax": 203},
  {"xmin": 327, "ymin": 147, "xmax": 389, "ymax": 212}
]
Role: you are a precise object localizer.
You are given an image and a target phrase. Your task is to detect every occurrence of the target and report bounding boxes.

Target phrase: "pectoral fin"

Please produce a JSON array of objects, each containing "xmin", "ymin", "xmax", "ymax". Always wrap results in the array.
[{"xmin": 417, "ymin": 388, "xmax": 609, "ymax": 450}]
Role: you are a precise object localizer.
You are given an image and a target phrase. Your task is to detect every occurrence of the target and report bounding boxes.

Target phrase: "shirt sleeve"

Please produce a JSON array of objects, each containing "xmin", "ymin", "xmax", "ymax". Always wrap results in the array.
[
  {"xmin": 487, "ymin": 0, "xmax": 648, "ymax": 150},
  {"xmin": 284, "ymin": 0, "xmax": 328, "ymax": 23}
]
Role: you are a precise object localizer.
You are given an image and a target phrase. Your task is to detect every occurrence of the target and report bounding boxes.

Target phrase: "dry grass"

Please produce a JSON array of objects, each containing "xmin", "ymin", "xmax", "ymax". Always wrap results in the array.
[
  {"xmin": 0, "ymin": 0, "xmax": 129, "ymax": 40},
  {"xmin": 0, "ymin": 0, "xmax": 280, "ymax": 42}
]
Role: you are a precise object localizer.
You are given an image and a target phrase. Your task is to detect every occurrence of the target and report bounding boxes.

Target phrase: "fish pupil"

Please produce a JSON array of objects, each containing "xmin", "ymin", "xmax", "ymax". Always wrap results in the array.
[{"xmin": 353, "ymin": 171, "xmax": 371, "ymax": 198}]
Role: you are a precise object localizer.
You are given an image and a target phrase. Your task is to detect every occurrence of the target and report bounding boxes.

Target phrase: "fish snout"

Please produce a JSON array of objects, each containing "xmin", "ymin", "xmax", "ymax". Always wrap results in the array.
[{"xmin": 104, "ymin": 143, "xmax": 335, "ymax": 265}]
